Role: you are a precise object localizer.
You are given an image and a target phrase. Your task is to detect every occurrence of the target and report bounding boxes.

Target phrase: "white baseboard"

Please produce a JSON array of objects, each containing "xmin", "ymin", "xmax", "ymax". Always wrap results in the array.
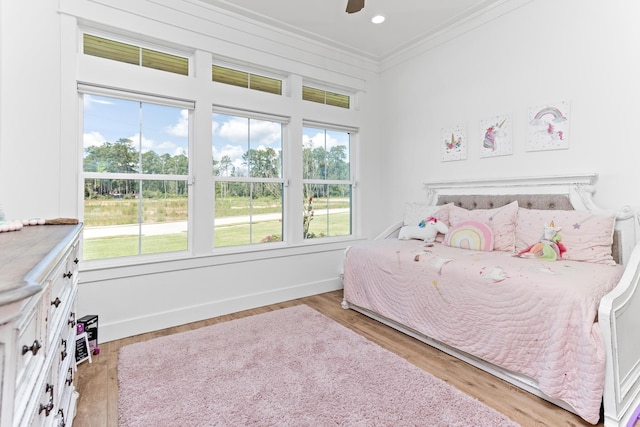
[{"xmin": 98, "ymin": 278, "xmax": 343, "ymax": 343}]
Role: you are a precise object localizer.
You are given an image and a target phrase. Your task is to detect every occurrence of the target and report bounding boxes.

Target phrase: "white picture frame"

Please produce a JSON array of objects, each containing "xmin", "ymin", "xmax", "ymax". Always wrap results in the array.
[
  {"xmin": 527, "ymin": 101, "xmax": 570, "ymax": 151},
  {"xmin": 441, "ymin": 124, "xmax": 467, "ymax": 162},
  {"xmin": 479, "ymin": 114, "xmax": 512, "ymax": 158}
]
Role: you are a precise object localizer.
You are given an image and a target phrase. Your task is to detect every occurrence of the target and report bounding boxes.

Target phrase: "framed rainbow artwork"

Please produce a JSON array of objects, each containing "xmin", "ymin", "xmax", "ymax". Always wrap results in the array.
[{"xmin": 527, "ymin": 101, "xmax": 570, "ymax": 151}]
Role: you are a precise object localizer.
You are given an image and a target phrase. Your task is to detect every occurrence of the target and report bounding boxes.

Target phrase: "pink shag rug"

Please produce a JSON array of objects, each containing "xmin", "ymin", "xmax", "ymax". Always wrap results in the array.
[{"xmin": 118, "ymin": 305, "xmax": 519, "ymax": 426}]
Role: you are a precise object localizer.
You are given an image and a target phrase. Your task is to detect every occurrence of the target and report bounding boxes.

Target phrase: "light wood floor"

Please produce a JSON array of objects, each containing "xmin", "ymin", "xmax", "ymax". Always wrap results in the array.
[{"xmin": 74, "ymin": 290, "xmax": 605, "ymax": 427}]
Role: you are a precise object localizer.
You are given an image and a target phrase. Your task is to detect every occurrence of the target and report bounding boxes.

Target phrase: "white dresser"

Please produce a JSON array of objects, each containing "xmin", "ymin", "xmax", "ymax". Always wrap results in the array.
[{"xmin": 0, "ymin": 224, "xmax": 83, "ymax": 427}]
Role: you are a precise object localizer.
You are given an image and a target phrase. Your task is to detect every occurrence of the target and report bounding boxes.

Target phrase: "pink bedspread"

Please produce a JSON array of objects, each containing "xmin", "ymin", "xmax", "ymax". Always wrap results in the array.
[{"xmin": 343, "ymin": 239, "xmax": 625, "ymax": 424}]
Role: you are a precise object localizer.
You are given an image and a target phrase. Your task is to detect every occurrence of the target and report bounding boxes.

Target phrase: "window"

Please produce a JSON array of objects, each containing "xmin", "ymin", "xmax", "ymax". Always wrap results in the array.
[
  {"xmin": 81, "ymin": 90, "xmax": 192, "ymax": 260},
  {"xmin": 83, "ymin": 34, "xmax": 189, "ymax": 76},
  {"xmin": 302, "ymin": 126, "xmax": 352, "ymax": 239},
  {"xmin": 212, "ymin": 65, "xmax": 282, "ymax": 95},
  {"xmin": 302, "ymin": 86, "xmax": 350, "ymax": 109},
  {"xmin": 78, "ymin": 28, "xmax": 359, "ymax": 264},
  {"xmin": 212, "ymin": 111, "xmax": 285, "ymax": 247}
]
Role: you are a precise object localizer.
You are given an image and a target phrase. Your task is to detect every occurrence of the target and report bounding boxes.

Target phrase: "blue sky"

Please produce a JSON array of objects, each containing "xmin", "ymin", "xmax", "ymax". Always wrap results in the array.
[
  {"xmin": 212, "ymin": 113, "xmax": 282, "ymax": 175},
  {"xmin": 84, "ymin": 94, "xmax": 349, "ymax": 172},
  {"xmin": 83, "ymin": 94, "xmax": 188, "ymax": 157}
]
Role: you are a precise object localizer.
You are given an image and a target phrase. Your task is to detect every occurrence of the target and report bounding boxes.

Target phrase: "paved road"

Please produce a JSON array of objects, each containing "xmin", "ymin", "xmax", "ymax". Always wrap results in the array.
[{"xmin": 83, "ymin": 209, "xmax": 348, "ymax": 238}]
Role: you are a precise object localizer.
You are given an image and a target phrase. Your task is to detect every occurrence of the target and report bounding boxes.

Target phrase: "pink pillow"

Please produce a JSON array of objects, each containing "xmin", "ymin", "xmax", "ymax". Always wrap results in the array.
[
  {"xmin": 515, "ymin": 208, "xmax": 616, "ymax": 265},
  {"xmin": 435, "ymin": 203, "xmax": 454, "ymax": 227},
  {"xmin": 448, "ymin": 201, "xmax": 518, "ymax": 252},
  {"xmin": 444, "ymin": 220, "xmax": 494, "ymax": 251}
]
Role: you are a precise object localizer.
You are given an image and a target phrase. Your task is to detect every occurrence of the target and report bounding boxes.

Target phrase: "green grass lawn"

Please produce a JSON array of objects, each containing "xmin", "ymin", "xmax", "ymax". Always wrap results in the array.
[
  {"xmin": 83, "ymin": 212, "xmax": 350, "ymax": 260},
  {"xmin": 84, "ymin": 196, "xmax": 349, "ymax": 226}
]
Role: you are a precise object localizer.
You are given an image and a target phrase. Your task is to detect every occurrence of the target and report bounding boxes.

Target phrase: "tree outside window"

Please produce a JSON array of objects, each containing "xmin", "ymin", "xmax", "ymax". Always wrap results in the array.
[
  {"xmin": 212, "ymin": 113, "xmax": 284, "ymax": 247},
  {"xmin": 82, "ymin": 94, "xmax": 190, "ymax": 260},
  {"xmin": 302, "ymin": 127, "xmax": 352, "ymax": 239}
]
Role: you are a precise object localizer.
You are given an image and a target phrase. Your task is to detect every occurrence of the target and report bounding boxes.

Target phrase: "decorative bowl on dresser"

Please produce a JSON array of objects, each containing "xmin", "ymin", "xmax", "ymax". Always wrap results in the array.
[{"xmin": 0, "ymin": 223, "xmax": 83, "ymax": 427}]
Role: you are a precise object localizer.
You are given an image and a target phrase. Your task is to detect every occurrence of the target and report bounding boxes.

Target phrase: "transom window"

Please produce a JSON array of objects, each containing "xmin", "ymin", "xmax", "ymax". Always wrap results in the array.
[
  {"xmin": 302, "ymin": 86, "xmax": 350, "ymax": 109},
  {"xmin": 212, "ymin": 65, "xmax": 282, "ymax": 95},
  {"xmin": 83, "ymin": 34, "xmax": 189, "ymax": 76}
]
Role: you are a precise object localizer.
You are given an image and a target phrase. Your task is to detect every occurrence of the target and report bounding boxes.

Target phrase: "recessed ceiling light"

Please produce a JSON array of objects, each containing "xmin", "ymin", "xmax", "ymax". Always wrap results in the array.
[{"xmin": 371, "ymin": 15, "xmax": 385, "ymax": 24}]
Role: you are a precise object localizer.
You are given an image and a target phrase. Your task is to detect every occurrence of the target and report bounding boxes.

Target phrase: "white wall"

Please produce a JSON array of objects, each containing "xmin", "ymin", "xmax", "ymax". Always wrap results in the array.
[
  {"xmin": 5, "ymin": 0, "xmax": 636, "ymax": 342},
  {"xmin": 0, "ymin": 0, "xmax": 385, "ymax": 342},
  {"xmin": 0, "ymin": 1, "xmax": 65, "ymax": 218},
  {"xmin": 379, "ymin": 0, "xmax": 640, "ymax": 226}
]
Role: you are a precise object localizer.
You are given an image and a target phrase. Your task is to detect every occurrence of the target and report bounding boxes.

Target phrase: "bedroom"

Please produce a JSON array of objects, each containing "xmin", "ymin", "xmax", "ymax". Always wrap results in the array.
[{"xmin": 1, "ymin": 0, "xmax": 639, "ymax": 425}]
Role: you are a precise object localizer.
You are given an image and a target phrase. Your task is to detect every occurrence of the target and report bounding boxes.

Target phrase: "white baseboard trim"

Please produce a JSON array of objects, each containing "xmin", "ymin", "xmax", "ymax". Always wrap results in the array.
[{"xmin": 99, "ymin": 278, "xmax": 343, "ymax": 343}]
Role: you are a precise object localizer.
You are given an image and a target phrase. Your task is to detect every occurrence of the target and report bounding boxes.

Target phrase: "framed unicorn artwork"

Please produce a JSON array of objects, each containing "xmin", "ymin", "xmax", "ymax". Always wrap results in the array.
[
  {"xmin": 441, "ymin": 124, "xmax": 467, "ymax": 162},
  {"xmin": 479, "ymin": 113, "xmax": 512, "ymax": 158},
  {"xmin": 526, "ymin": 101, "xmax": 570, "ymax": 151}
]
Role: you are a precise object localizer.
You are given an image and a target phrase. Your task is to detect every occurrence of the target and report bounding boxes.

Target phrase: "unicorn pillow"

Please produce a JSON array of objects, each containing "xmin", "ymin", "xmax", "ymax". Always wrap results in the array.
[{"xmin": 399, "ymin": 216, "xmax": 448, "ymax": 243}]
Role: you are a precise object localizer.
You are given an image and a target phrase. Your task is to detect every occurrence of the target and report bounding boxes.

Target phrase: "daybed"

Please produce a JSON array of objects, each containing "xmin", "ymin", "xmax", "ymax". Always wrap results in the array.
[{"xmin": 341, "ymin": 174, "xmax": 640, "ymax": 426}]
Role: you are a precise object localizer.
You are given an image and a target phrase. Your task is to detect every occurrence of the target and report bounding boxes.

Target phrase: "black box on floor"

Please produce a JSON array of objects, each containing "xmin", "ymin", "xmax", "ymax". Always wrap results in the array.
[{"xmin": 78, "ymin": 315, "xmax": 98, "ymax": 354}]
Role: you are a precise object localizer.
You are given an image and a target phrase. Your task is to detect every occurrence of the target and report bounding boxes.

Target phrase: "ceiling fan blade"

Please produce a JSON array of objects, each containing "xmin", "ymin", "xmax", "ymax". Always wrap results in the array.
[{"xmin": 346, "ymin": 0, "xmax": 364, "ymax": 14}]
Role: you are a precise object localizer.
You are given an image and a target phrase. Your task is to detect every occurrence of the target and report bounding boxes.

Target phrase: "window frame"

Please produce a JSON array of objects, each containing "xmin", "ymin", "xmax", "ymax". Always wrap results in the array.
[
  {"xmin": 76, "ymin": 26, "xmax": 362, "ymax": 270},
  {"xmin": 79, "ymin": 85, "xmax": 195, "ymax": 261},
  {"xmin": 212, "ymin": 107, "xmax": 289, "ymax": 248},
  {"xmin": 302, "ymin": 122, "xmax": 357, "ymax": 240}
]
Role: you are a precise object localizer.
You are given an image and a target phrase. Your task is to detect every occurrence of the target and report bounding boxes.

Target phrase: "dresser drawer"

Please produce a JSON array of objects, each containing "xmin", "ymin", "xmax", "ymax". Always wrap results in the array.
[
  {"xmin": 52, "ymin": 305, "xmax": 77, "ymax": 395},
  {"xmin": 66, "ymin": 242, "xmax": 80, "ymax": 282},
  {"xmin": 47, "ymin": 257, "xmax": 74, "ymax": 348},
  {"xmin": 0, "ymin": 224, "xmax": 82, "ymax": 427},
  {"xmin": 15, "ymin": 298, "xmax": 45, "ymax": 396},
  {"xmin": 25, "ymin": 366, "xmax": 56, "ymax": 427}
]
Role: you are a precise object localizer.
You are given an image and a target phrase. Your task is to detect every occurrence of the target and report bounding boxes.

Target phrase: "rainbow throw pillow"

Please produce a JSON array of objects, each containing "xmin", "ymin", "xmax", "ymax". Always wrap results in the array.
[{"xmin": 444, "ymin": 220, "xmax": 494, "ymax": 252}]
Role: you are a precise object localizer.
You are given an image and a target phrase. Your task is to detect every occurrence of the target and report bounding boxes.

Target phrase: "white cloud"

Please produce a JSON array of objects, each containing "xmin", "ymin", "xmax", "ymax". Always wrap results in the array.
[
  {"xmin": 305, "ymin": 131, "xmax": 344, "ymax": 150},
  {"xmin": 212, "ymin": 116, "xmax": 283, "ymax": 174},
  {"xmin": 218, "ymin": 118, "xmax": 249, "ymax": 142},
  {"xmin": 217, "ymin": 117, "xmax": 281, "ymax": 147},
  {"xmin": 248, "ymin": 120, "xmax": 281, "ymax": 146},
  {"xmin": 213, "ymin": 144, "xmax": 245, "ymax": 162},
  {"xmin": 125, "ymin": 133, "xmax": 187, "ymax": 156},
  {"xmin": 166, "ymin": 109, "xmax": 189, "ymax": 137},
  {"xmin": 83, "ymin": 131, "xmax": 106, "ymax": 148},
  {"xmin": 128, "ymin": 133, "xmax": 158, "ymax": 153},
  {"xmin": 212, "ymin": 144, "xmax": 247, "ymax": 174}
]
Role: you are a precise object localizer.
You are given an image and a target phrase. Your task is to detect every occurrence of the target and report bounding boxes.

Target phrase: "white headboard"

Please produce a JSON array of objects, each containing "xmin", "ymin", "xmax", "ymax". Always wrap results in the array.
[{"xmin": 421, "ymin": 173, "xmax": 636, "ymax": 265}]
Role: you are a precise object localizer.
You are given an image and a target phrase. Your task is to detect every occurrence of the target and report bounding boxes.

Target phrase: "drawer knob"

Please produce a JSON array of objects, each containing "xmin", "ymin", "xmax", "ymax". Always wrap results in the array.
[
  {"xmin": 63, "ymin": 271, "xmax": 72, "ymax": 279},
  {"xmin": 57, "ymin": 409, "xmax": 66, "ymax": 427},
  {"xmin": 74, "ymin": 257, "xmax": 79, "ymax": 264},
  {"xmin": 22, "ymin": 340, "xmax": 42, "ymax": 356},
  {"xmin": 51, "ymin": 297, "xmax": 62, "ymax": 308},
  {"xmin": 65, "ymin": 367, "xmax": 74, "ymax": 386},
  {"xmin": 39, "ymin": 383, "xmax": 54, "ymax": 416},
  {"xmin": 68, "ymin": 312, "xmax": 76, "ymax": 328}
]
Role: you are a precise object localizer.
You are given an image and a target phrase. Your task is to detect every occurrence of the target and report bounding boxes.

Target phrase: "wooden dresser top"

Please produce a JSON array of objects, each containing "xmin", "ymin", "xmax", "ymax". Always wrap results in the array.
[{"xmin": 0, "ymin": 224, "xmax": 83, "ymax": 305}]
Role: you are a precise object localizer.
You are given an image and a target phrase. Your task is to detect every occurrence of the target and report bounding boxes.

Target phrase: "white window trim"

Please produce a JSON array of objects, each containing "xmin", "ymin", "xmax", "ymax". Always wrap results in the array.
[{"xmin": 79, "ymin": 87, "xmax": 195, "ymax": 261}]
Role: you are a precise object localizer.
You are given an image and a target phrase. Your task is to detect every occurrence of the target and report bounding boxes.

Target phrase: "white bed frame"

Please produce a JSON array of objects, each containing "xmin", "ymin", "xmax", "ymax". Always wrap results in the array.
[{"xmin": 342, "ymin": 174, "xmax": 640, "ymax": 426}]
